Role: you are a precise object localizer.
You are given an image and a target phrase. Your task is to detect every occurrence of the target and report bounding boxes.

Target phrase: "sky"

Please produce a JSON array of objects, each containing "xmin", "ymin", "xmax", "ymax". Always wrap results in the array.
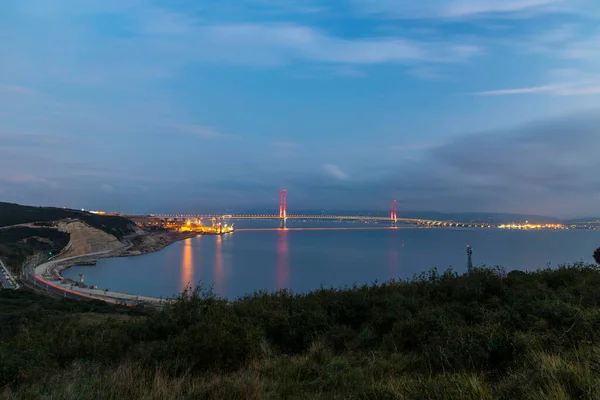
[{"xmin": 1, "ymin": 0, "xmax": 599, "ymax": 217}]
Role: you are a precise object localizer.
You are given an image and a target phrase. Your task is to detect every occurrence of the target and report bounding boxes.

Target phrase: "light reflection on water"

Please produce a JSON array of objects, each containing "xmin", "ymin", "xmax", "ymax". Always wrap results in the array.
[
  {"xmin": 181, "ymin": 238, "xmax": 194, "ymax": 291},
  {"xmin": 63, "ymin": 227, "xmax": 600, "ymax": 300},
  {"xmin": 214, "ymin": 235, "xmax": 223, "ymax": 294},
  {"xmin": 276, "ymin": 229, "xmax": 290, "ymax": 291}
]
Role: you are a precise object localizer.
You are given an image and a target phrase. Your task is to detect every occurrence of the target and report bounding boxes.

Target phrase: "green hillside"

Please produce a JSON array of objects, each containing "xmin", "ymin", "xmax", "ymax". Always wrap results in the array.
[{"xmin": 0, "ymin": 227, "xmax": 70, "ymax": 273}]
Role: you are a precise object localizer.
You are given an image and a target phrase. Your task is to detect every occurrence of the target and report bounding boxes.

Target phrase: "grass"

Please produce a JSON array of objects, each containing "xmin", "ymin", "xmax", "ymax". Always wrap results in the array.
[{"xmin": 3, "ymin": 263, "xmax": 600, "ymax": 399}]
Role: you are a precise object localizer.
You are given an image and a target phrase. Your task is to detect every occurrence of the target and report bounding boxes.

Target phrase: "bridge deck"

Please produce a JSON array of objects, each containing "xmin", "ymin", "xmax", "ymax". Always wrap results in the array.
[{"xmin": 150, "ymin": 214, "xmax": 491, "ymax": 228}]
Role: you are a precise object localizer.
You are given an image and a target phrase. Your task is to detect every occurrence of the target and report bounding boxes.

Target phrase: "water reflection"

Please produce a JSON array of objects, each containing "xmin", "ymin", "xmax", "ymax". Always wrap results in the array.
[
  {"xmin": 276, "ymin": 229, "xmax": 290, "ymax": 291},
  {"xmin": 214, "ymin": 235, "xmax": 224, "ymax": 295},
  {"xmin": 181, "ymin": 238, "xmax": 194, "ymax": 291}
]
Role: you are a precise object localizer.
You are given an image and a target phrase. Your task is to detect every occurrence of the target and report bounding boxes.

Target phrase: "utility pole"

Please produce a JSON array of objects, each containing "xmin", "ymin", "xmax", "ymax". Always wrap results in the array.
[{"xmin": 466, "ymin": 244, "xmax": 473, "ymax": 271}]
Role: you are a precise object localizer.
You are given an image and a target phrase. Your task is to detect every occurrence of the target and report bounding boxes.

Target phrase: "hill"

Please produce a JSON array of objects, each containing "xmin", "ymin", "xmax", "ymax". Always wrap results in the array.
[
  {"xmin": 0, "ymin": 202, "xmax": 137, "ymax": 239},
  {"xmin": 0, "ymin": 227, "xmax": 70, "ymax": 273},
  {"xmin": 564, "ymin": 217, "xmax": 600, "ymax": 224},
  {"xmin": 397, "ymin": 211, "xmax": 562, "ymax": 224}
]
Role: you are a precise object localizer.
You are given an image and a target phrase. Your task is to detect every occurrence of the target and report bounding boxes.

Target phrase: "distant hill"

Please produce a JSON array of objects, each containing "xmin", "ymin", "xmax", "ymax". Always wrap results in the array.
[
  {"xmin": 0, "ymin": 202, "xmax": 137, "ymax": 239},
  {"xmin": 398, "ymin": 211, "xmax": 562, "ymax": 224},
  {"xmin": 563, "ymin": 217, "xmax": 600, "ymax": 224}
]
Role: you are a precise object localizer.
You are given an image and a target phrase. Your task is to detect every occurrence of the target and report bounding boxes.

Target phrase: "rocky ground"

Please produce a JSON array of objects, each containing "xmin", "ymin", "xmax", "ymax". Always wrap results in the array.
[
  {"xmin": 57, "ymin": 220, "xmax": 124, "ymax": 258},
  {"xmin": 121, "ymin": 230, "xmax": 196, "ymax": 256}
]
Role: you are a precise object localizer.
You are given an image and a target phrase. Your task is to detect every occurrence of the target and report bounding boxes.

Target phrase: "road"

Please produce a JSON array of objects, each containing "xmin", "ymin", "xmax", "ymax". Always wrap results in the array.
[
  {"xmin": 0, "ymin": 258, "xmax": 19, "ymax": 289},
  {"xmin": 23, "ymin": 244, "xmax": 166, "ymax": 307}
]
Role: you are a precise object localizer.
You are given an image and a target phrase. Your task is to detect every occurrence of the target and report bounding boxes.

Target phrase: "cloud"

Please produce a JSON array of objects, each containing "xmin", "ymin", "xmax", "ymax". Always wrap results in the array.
[
  {"xmin": 0, "ymin": 3, "xmax": 482, "ymax": 89},
  {"xmin": 522, "ymin": 24, "xmax": 600, "ymax": 62},
  {"xmin": 323, "ymin": 164, "xmax": 349, "ymax": 180},
  {"xmin": 390, "ymin": 142, "xmax": 444, "ymax": 151},
  {"xmin": 271, "ymin": 111, "xmax": 600, "ymax": 216},
  {"xmin": 0, "ymin": 85, "xmax": 38, "ymax": 95},
  {"xmin": 473, "ymin": 82, "xmax": 600, "ymax": 96},
  {"xmin": 4, "ymin": 112, "xmax": 597, "ymax": 217},
  {"xmin": 201, "ymin": 23, "xmax": 482, "ymax": 65},
  {"xmin": 173, "ymin": 124, "xmax": 231, "ymax": 139},
  {"xmin": 351, "ymin": 0, "xmax": 564, "ymax": 19},
  {"xmin": 441, "ymin": 0, "xmax": 563, "ymax": 18},
  {"xmin": 1, "ymin": 174, "xmax": 58, "ymax": 188},
  {"xmin": 426, "ymin": 112, "xmax": 600, "ymax": 198},
  {"xmin": 474, "ymin": 84, "xmax": 560, "ymax": 96}
]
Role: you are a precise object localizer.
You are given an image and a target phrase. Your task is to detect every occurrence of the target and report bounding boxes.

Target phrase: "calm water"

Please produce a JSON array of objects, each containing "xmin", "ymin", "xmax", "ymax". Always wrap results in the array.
[{"xmin": 63, "ymin": 223, "xmax": 600, "ymax": 300}]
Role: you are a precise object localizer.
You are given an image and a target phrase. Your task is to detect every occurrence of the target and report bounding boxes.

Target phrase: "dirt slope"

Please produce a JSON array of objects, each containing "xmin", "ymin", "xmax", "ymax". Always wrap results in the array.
[{"xmin": 58, "ymin": 221, "xmax": 123, "ymax": 258}]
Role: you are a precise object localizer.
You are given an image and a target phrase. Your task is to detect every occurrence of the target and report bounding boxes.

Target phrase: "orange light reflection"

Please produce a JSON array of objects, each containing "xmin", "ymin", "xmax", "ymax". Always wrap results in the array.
[
  {"xmin": 181, "ymin": 238, "xmax": 194, "ymax": 291},
  {"xmin": 214, "ymin": 235, "xmax": 223, "ymax": 295}
]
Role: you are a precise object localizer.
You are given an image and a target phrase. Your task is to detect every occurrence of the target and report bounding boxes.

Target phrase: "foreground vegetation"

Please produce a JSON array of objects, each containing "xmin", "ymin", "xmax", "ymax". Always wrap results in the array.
[
  {"xmin": 3, "ymin": 263, "xmax": 600, "ymax": 399},
  {"xmin": 0, "ymin": 227, "xmax": 70, "ymax": 273}
]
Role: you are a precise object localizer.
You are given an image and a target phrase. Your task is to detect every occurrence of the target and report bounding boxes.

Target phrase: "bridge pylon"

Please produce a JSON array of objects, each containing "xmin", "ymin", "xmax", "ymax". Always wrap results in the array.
[
  {"xmin": 391, "ymin": 200, "xmax": 397, "ymax": 225},
  {"xmin": 279, "ymin": 189, "xmax": 287, "ymax": 228}
]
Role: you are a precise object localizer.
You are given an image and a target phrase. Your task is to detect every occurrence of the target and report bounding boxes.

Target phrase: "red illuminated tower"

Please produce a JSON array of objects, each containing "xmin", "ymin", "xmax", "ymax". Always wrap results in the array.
[
  {"xmin": 391, "ymin": 199, "xmax": 397, "ymax": 224},
  {"xmin": 279, "ymin": 190, "xmax": 287, "ymax": 219}
]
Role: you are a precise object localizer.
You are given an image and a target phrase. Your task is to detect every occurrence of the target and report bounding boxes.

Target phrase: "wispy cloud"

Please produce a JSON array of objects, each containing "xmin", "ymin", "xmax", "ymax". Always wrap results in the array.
[
  {"xmin": 201, "ymin": 23, "xmax": 482, "ymax": 66},
  {"xmin": 351, "ymin": 0, "xmax": 564, "ymax": 19},
  {"xmin": 323, "ymin": 164, "xmax": 348, "ymax": 180},
  {"xmin": 522, "ymin": 24, "xmax": 600, "ymax": 62},
  {"xmin": 0, "ymin": 85, "xmax": 38, "ymax": 95},
  {"xmin": 1, "ymin": 174, "xmax": 58, "ymax": 188},
  {"xmin": 441, "ymin": 0, "xmax": 563, "ymax": 18},
  {"xmin": 0, "ymin": 3, "xmax": 483, "ymax": 87},
  {"xmin": 473, "ymin": 81, "xmax": 600, "ymax": 96},
  {"xmin": 390, "ymin": 142, "xmax": 444, "ymax": 151}
]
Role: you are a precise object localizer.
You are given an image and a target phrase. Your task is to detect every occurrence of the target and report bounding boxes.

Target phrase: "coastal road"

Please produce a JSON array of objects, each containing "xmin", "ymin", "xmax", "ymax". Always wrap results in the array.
[
  {"xmin": 27, "ymin": 243, "xmax": 167, "ymax": 307},
  {"xmin": 0, "ymin": 258, "xmax": 19, "ymax": 289},
  {"xmin": 26, "ymin": 273, "xmax": 166, "ymax": 306}
]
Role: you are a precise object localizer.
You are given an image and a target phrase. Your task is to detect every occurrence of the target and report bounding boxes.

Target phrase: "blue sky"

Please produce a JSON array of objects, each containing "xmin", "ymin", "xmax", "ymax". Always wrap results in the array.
[{"xmin": 1, "ymin": 0, "xmax": 599, "ymax": 217}]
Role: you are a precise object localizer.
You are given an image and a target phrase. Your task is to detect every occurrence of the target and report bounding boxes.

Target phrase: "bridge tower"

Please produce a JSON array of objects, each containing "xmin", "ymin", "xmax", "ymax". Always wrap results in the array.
[
  {"xmin": 391, "ymin": 200, "xmax": 397, "ymax": 225},
  {"xmin": 279, "ymin": 190, "xmax": 287, "ymax": 228}
]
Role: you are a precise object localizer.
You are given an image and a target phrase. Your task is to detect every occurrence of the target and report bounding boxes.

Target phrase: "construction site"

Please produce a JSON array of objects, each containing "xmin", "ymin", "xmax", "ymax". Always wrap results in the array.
[{"xmin": 165, "ymin": 217, "xmax": 234, "ymax": 235}]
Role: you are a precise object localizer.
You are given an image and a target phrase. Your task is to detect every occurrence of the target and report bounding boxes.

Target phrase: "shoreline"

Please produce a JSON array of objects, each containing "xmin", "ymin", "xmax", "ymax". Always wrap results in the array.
[
  {"xmin": 31, "ymin": 229, "xmax": 197, "ymax": 305},
  {"xmin": 43, "ymin": 230, "xmax": 196, "ymax": 281}
]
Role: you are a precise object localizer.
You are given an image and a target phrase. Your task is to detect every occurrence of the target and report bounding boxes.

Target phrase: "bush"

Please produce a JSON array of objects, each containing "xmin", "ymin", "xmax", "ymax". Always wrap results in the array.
[{"xmin": 4, "ymin": 264, "xmax": 600, "ymax": 398}]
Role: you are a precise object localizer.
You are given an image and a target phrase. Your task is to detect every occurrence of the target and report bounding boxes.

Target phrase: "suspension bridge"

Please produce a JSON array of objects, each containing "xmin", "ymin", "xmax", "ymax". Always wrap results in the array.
[{"xmin": 151, "ymin": 190, "xmax": 493, "ymax": 229}]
